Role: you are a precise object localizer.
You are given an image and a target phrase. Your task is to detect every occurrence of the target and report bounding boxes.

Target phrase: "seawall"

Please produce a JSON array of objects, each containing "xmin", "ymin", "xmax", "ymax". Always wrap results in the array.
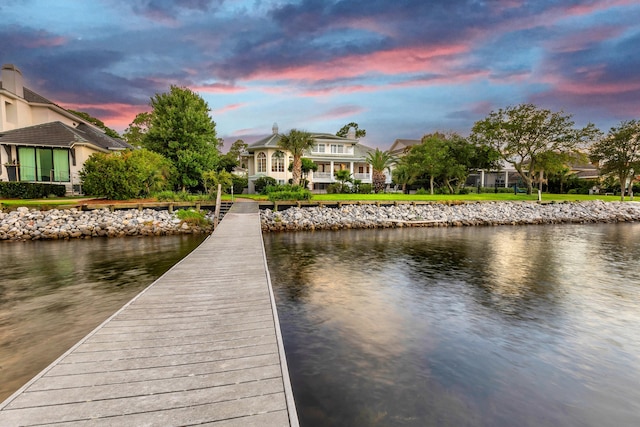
[{"xmin": 261, "ymin": 200, "xmax": 640, "ymax": 231}]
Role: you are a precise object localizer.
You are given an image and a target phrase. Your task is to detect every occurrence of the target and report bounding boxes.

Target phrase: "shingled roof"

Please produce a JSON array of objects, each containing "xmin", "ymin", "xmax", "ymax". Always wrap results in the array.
[{"xmin": 0, "ymin": 121, "xmax": 131, "ymax": 151}]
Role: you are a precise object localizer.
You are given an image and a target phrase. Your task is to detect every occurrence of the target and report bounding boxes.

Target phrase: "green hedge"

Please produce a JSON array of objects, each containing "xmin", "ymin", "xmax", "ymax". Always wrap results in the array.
[
  {"xmin": 0, "ymin": 182, "xmax": 66, "ymax": 199},
  {"xmin": 265, "ymin": 184, "xmax": 312, "ymax": 201}
]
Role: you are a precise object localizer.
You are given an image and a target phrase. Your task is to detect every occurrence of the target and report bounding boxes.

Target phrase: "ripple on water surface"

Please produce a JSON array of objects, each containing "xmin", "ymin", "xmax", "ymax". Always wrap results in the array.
[{"xmin": 265, "ymin": 223, "xmax": 640, "ymax": 427}]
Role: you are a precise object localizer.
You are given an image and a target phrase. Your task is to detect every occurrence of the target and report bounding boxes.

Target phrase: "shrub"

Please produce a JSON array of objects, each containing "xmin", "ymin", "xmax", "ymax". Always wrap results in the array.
[
  {"xmin": 0, "ymin": 182, "xmax": 66, "ymax": 199},
  {"xmin": 80, "ymin": 149, "xmax": 173, "ymax": 200},
  {"xmin": 254, "ymin": 176, "xmax": 277, "ymax": 194},
  {"xmin": 356, "ymin": 183, "xmax": 373, "ymax": 194},
  {"xmin": 326, "ymin": 183, "xmax": 342, "ymax": 194},
  {"xmin": 231, "ymin": 175, "xmax": 248, "ymax": 194},
  {"xmin": 268, "ymin": 189, "xmax": 312, "ymax": 201},
  {"xmin": 175, "ymin": 209, "xmax": 210, "ymax": 227},
  {"xmin": 154, "ymin": 190, "xmax": 209, "ymax": 202},
  {"xmin": 415, "ymin": 188, "xmax": 429, "ymax": 195},
  {"xmin": 265, "ymin": 184, "xmax": 312, "ymax": 201}
]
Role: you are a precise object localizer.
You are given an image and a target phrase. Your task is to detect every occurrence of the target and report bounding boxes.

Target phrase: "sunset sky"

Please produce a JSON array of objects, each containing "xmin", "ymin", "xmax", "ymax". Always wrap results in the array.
[{"xmin": 1, "ymin": 0, "xmax": 638, "ymax": 149}]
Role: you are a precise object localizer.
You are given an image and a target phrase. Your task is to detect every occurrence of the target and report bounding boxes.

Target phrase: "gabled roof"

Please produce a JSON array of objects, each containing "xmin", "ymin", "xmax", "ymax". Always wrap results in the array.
[
  {"xmin": 389, "ymin": 138, "xmax": 420, "ymax": 154},
  {"xmin": 247, "ymin": 131, "xmax": 358, "ymax": 151},
  {"xmin": 23, "ymin": 87, "xmax": 55, "ymax": 105},
  {"xmin": 0, "ymin": 121, "xmax": 131, "ymax": 151},
  {"xmin": 247, "ymin": 133, "xmax": 281, "ymax": 150}
]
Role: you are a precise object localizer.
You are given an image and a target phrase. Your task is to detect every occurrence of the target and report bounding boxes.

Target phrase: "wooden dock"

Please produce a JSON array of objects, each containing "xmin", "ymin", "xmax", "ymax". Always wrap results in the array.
[{"xmin": 0, "ymin": 200, "xmax": 298, "ymax": 426}]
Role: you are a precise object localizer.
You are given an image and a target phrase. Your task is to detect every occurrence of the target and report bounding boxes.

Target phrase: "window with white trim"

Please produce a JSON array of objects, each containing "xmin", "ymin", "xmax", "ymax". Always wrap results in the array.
[
  {"xmin": 271, "ymin": 152, "xmax": 285, "ymax": 172},
  {"xmin": 330, "ymin": 144, "xmax": 344, "ymax": 154},
  {"xmin": 257, "ymin": 152, "xmax": 266, "ymax": 173}
]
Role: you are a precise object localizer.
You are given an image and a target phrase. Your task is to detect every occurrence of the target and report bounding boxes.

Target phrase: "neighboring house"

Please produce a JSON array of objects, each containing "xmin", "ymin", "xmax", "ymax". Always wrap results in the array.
[
  {"xmin": 389, "ymin": 138, "xmax": 420, "ymax": 156},
  {"xmin": 0, "ymin": 64, "xmax": 130, "ymax": 193},
  {"xmin": 244, "ymin": 123, "xmax": 377, "ymax": 193}
]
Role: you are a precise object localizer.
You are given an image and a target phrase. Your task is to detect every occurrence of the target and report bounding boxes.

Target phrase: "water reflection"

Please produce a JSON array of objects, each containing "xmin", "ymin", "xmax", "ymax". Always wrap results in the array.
[
  {"xmin": 0, "ymin": 235, "xmax": 205, "ymax": 401},
  {"xmin": 264, "ymin": 223, "xmax": 640, "ymax": 427}
]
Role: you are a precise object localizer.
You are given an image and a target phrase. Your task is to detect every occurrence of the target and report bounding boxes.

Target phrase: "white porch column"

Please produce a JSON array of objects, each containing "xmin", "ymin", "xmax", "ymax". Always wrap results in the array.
[
  {"xmin": 504, "ymin": 171, "xmax": 509, "ymax": 188},
  {"xmin": 330, "ymin": 161, "xmax": 335, "ymax": 181},
  {"xmin": 480, "ymin": 170, "xmax": 485, "ymax": 187},
  {"xmin": 266, "ymin": 152, "xmax": 271, "ymax": 175},
  {"xmin": 350, "ymin": 162, "xmax": 354, "ymax": 177}
]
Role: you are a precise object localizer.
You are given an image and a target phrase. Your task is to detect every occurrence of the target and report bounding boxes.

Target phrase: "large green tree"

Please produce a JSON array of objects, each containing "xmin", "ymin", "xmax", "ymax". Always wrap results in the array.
[
  {"xmin": 366, "ymin": 148, "xmax": 395, "ymax": 193},
  {"xmin": 217, "ymin": 139, "xmax": 249, "ymax": 172},
  {"xmin": 590, "ymin": 119, "xmax": 640, "ymax": 201},
  {"xmin": 470, "ymin": 103, "xmax": 599, "ymax": 194},
  {"xmin": 277, "ymin": 129, "xmax": 314, "ymax": 186},
  {"xmin": 403, "ymin": 134, "xmax": 449, "ymax": 194},
  {"xmin": 336, "ymin": 122, "xmax": 366, "ymax": 139},
  {"xmin": 123, "ymin": 112, "xmax": 152, "ymax": 147},
  {"xmin": 143, "ymin": 86, "xmax": 219, "ymax": 191}
]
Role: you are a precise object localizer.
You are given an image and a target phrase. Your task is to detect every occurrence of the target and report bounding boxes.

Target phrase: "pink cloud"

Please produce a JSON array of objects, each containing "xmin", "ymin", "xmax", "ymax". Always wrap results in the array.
[
  {"xmin": 212, "ymin": 102, "xmax": 247, "ymax": 114},
  {"xmin": 193, "ymin": 82, "xmax": 246, "ymax": 93},
  {"xmin": 561, "ymin": 0, "xmax": 637, "ymax": 17},
  {"xmin": 250, "ymin": 44, "xmax": 469, "ymax": 83},
  {"xmin": 302, "ymin": 84, "xmax": 379, "ymax": 96},
  {"xmin": 546, "ymin": 25, "xmax": 624, "ymax": 53},
  {"xmin": 61, "ymin": 102, "xmax": 149, "ymax": 132},
  {"xmin": 311, "ymin": 105, "xmax": 367, "ymax": 121},
  {"xmin": 554, "ymin": 80, "xmax": 640, "ymax": 95},
  {"xmin": 24, "ymin": 32, "xmax": 67, "ymax": 48}
]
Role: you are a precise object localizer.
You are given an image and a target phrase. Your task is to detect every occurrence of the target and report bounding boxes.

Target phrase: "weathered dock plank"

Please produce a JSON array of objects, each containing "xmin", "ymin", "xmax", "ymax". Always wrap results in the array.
[{"xmin": 0, "ymin": 201, "xmax": 298, "ymax": 427}]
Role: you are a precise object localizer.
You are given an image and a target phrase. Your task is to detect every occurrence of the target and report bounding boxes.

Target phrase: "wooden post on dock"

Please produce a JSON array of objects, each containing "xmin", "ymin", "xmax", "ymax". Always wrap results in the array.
[{"xmin": 213, "ymin": 184, "xmax": 222, "ymax": 228}]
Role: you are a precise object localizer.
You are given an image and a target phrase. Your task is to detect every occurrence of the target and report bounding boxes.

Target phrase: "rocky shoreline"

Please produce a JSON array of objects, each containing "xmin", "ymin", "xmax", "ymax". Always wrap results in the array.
[
  {"xmin": 260, "ymin": 200, "xmax": 640, "ymax": 231},
  {"xmin": 3, "ymin": 201, "xmax": 639, "ymax": 241},
  {"xmin": 0, "ymin": 207, "xmax": 214, "ymax": 241}
]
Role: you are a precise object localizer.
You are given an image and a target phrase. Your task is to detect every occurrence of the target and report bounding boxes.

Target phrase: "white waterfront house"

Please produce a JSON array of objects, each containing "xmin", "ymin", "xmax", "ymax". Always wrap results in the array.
[
  {"xmin": 0, "ymin": 64, "xmax": 130, "ymax": 193},
  {"xmin": 244, "ymin": 124, "xmax": 377, "ymax": 193}
]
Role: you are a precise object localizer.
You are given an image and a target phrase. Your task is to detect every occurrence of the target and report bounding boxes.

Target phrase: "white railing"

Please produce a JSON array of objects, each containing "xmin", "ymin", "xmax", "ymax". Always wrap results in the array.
[
  {"xmin": 313, "ymin": 172, "xmax": 333, "ymax": 179},
  {"xmin": 354, "ymin": 173, "xmax": 371, "ymax": 180}
]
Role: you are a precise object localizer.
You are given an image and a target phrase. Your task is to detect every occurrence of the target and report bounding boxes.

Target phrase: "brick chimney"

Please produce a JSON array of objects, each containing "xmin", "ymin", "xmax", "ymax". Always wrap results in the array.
[{"xmin": 1, "ymin": 64, "xmax": 25, "ymax": 98}]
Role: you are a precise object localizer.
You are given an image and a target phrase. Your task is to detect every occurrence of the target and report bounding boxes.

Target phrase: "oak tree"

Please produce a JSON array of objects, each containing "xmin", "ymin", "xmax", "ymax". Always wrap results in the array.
[
  {"xmin": 590, "ymin": 120, "xmax": 640, "ymax": 201},
  {"xmin": 470, "ymin": 104, "xmax": 599, "ymax": 194}
]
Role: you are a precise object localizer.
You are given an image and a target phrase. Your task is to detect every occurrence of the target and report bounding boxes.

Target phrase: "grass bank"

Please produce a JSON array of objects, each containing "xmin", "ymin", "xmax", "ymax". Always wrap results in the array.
[
  {"xmin": 1, "ymin": 193, "xmax": 628, "ymax": 210},
  {"xmin": 230, "ymin": 193, "xmax": 625, "ymax": 203}
]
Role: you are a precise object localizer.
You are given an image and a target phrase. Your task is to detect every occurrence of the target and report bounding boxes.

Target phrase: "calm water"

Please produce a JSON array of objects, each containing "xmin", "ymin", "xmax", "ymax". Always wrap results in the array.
[
  {"xmin": 264, "ymin": 224, "xmax": 640, "ymax": 427},
  {"xmin": 0, "ymin": 234, "xmax": 205, "ymax": 401}
]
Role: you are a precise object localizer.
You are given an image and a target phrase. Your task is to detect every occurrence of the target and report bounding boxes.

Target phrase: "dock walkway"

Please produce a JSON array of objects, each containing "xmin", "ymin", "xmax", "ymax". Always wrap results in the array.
[{"xmin": 0, "ymin": 200, "xmax": 298, "ymax": 426}]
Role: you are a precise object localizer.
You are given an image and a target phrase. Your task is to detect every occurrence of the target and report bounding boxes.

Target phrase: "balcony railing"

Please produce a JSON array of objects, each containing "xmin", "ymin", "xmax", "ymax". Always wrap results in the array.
[
  {"xmin": 313, "ymin": 172, "xmax": 333, "ymax": 179},
  {"xmin": 354, "ymin": 173, "xmax": 371, "ymax": 180}
]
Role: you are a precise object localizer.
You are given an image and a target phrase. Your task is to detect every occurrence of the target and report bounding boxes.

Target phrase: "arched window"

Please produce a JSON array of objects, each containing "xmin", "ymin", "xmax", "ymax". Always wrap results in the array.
[
  {"xmin": 257, "ymin": 152, "xmax": 267, "ymax": 173},
  {"xmin": 272, "ymin": 151, "xmax": 285, "ymax": 172}
]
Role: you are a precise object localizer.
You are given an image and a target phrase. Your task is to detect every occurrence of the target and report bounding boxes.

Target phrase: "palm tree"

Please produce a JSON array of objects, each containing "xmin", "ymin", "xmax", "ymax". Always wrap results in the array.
[
  {"xmin": 366, "ymin": 148, "xmax": 396, "ymax": 193},
  {"xmin": 278, "ymin": 129, "xmax": 314, "ymax": 186},
  {"xmin": 334, "ymin": 169, "xmax": 352, "ymax": 193},
  {"xmin": 392, "ymin": 162, "xmax": 417, "ymax": 194}
]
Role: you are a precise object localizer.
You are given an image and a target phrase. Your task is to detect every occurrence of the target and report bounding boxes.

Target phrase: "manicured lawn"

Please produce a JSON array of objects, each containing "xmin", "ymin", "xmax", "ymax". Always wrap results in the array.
[
  {"xmin": 312, "ymin": 193, "xmax": 623, "ymax": 202},
  {"xmin": 233, "ymin": 192, "xmax": 624, "ymax": 203},
  {"xmin": 0, "ymin": 197, "xmax": 92, "ymax": 209}
]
